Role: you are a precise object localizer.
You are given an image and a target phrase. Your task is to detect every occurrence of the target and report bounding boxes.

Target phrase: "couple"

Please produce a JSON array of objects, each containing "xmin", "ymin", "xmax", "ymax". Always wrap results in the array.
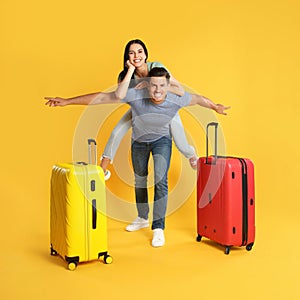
[{"xmin": 45, "ymin": 39, "xmax": 229, "ymax": 247}]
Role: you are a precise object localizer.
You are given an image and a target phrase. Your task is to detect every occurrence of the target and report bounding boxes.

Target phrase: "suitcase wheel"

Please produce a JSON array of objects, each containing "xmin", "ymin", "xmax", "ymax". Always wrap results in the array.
[
  {"xmin": 196, "ymin": 234, "xmax": 202, "ymax": 242},
  {"xmin": 225, "ymin": 246, "xmax": 231, "ymax": 255},
  {"xmin": 104, "ymin": 255, "xmax": 113, "ymax": 264},
  {"xmin": 68, "ymin": 261, "xmax": 78, "ymax": 271},
  {"xmin": 246, "ymin": 243, "xmax": 254, "ymax": 251},
  {"xmin": 50, "ymin": 247, "xmax": 57, "ymax": 256}
]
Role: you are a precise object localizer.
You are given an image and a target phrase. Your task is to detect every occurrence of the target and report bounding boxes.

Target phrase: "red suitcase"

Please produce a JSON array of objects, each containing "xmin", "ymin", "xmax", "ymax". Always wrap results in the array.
[{"xmin": 196, "ymin": 122, "xmax": 255, "ymax": 254}]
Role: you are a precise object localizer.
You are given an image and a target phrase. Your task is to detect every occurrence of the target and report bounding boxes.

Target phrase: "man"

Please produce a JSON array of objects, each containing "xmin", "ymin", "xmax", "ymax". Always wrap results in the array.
[{"xmin": 45, "ymin": 67, "xmax": 229, "ymax": 247}]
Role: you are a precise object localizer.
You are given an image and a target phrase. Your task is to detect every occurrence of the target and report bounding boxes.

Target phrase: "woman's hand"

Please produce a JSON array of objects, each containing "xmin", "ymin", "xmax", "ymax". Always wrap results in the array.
[
  {"xmin": 134, "ymin": 80, "xmax": 149, "ymax": 90},
  {"xmin": 126, "ymin": 60, "xmax": 136, "ymax": 71}
]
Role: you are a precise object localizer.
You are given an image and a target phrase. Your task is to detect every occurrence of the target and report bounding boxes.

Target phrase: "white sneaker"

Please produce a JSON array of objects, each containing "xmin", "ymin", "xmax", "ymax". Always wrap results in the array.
[
  {"xmin": 104, "ymin": 170, "xmax": 111, "ymax": 181},
  {"xmin": 152, "ymin": 229, "xmax": 165, "ymax": 247},
  {"xmin": 125, "ymin": 217, "xmax": 149, "ymax": 232}
]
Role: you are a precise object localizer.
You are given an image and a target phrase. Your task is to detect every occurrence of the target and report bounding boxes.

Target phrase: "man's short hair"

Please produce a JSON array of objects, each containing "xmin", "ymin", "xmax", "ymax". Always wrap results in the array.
[{"xmin": 148, "ymin": 67, "xmax": 170, "ymax": 83}]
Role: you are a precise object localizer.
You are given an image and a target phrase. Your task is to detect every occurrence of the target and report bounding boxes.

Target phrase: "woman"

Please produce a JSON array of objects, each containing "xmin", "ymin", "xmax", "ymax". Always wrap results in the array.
[{"xmin": 100, "ymin": 39, "xmax": 197, "ymax": 173}]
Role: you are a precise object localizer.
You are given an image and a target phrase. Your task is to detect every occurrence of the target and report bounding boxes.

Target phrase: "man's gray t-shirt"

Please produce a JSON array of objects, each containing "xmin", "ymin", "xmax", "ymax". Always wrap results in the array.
[{"xmin": 122, "ymin": 88, "xmax": 192, "ymax": 143}]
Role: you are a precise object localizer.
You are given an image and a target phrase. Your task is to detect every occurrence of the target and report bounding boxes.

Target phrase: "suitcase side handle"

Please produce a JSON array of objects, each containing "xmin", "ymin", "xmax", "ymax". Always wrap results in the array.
[
  {"xmin": 88, "ymin": 138, "xmax": 97, "ymax": 165},
  {"xmin": 206, "ymin": 122, "xmax": 218, "ymax": 164},
  {"xmin": 92, "ymin": 199, "xmax": 97, "ymax": 229}
]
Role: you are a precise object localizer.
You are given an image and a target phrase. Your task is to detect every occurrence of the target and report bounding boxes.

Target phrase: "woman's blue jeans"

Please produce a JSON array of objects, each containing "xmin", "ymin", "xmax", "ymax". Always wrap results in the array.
[{"xmin": 131, "ymin": 137, "xmax": 172, "ymax": 230}]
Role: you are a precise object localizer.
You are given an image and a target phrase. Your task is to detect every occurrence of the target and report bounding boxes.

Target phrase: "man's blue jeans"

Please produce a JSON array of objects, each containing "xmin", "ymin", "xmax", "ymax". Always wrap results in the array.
[{"xmin": 131, "ymin": 137, "xmax": 172, "ymax": 230}]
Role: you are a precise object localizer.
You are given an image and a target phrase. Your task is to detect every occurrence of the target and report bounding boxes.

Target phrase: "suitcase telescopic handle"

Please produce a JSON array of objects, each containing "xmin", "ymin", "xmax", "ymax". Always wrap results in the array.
[
  {"xmin": 206, "ymin": 122, "xmax": 218, "ymax": 164},
  {"xmin": 88, "ymin": 138, "xmax": 97, "ymax": 165}
]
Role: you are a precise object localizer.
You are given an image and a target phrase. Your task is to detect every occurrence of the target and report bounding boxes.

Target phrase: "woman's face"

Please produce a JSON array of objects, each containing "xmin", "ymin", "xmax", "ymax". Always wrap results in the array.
[{"xmin": 128, "ymin": 43, "xmax": 147, "ymax": 67}]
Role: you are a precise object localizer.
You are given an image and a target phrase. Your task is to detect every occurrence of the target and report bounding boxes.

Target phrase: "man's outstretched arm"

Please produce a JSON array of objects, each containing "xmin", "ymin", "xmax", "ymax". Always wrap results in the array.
[
  {"xmin": 44, "ymin": 91, "xmax": 120, "ymax": 107},
  {"xmin": 189, "ymin": 94, "xmax": 230, "ymax": 115}
]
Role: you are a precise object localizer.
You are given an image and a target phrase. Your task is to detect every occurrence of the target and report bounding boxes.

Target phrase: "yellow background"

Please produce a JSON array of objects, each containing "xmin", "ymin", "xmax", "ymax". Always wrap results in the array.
[{"xmin": 1, "ymin": 0, "xmax": 300, "ymax": 299}]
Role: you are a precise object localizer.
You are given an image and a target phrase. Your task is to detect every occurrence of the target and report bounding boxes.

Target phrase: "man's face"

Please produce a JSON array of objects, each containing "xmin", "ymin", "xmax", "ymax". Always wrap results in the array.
[{"xmin": 148, "ymin": 76, "xmax": 169, "ymax": 104}]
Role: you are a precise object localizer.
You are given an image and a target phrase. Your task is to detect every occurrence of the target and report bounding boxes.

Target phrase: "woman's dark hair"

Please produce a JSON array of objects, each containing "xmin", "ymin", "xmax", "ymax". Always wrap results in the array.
[{"xmin": 118, "ymin": 39, "xmax": 148, "ymax": 83}]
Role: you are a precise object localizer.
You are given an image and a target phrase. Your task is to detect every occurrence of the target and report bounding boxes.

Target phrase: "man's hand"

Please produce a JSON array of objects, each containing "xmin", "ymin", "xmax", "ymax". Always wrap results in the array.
[
  {"xmin": 215, "ymin": 104, "xmax": 231, "ymax": 115},
  {"xmin": 44, "ymin": 97, "xmax": 69, "ymax": 107}
]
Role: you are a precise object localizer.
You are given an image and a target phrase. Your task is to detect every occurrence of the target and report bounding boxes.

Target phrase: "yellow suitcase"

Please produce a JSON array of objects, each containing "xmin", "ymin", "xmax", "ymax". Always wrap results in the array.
[{"xmin": 50, "ymin": 139, "xmax": 112, "ymax": 270}]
